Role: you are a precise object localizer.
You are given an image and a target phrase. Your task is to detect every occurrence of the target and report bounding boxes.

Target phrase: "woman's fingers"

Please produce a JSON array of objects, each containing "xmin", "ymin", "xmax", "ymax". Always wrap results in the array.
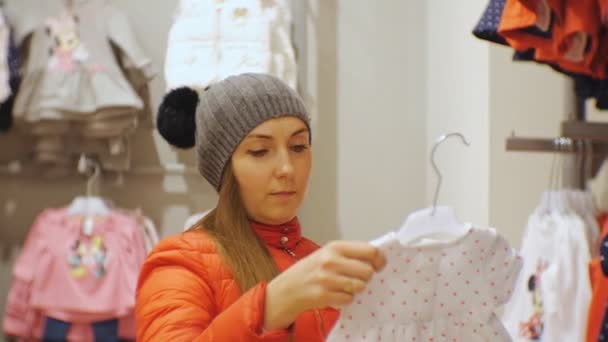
[
  {"xmin": 315, "ymin": 270, "xmax": 367, "ymax": 295},
  {"xmin": 325, "ymin": 291, "xmax": 356, "ymax": 308},
  {"xmin": 328, "ymin": 241, "xmax": 387, "ymax": 271},
  {"xmin": 325, "ymin": 255, "xmax": 376, "ymax": 282}
]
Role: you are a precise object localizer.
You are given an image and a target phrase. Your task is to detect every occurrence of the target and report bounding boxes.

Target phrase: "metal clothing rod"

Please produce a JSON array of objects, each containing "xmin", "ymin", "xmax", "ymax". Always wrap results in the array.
[
  {"xmin": 506, "ymin": 135, "xmax": 608, "ymax": 154},
  {"xmin": 506, "ymin": 133, "xmax": 608, "ymax": 182},
  {"xmin": 562, "ymin": 121, "xmax": 608, "ymax": 142},
  {"xmin": 506, "ymin": 136, "xmax": 578, "ymax": 153}
]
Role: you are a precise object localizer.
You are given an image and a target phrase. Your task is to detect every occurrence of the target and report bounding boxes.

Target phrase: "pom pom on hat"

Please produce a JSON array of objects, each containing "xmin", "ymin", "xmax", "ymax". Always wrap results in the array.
[{"xmin": 156, "ymin": 87, "xmax": 199, "ymax": 149}]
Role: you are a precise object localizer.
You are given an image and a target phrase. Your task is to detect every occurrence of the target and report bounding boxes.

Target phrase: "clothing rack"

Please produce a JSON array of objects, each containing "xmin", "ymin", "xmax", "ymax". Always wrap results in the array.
[
  {"xmin": 506, "ymin": 135, "xmax": 608, "ymax": 154},
  {"xmin": 507, "ymin": 123, "xmax": 608, "ymax": 169},
  {"xmin": 506, "ymin": 89, "xmax": 608, "ymax": 189},
  {"xmin": 506, "ymin": 100, "xmax": 608, "ymax": 189},
  {"xmin": 561, "ymin": 121, "xmax": 608, "ymax": 142}
]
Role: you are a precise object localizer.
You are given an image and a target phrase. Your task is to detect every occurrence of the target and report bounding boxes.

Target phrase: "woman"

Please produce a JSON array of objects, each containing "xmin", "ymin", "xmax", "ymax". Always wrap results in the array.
[{"xmin": 136, "ymin": 73, "xmax": 386, "ymax": 341}]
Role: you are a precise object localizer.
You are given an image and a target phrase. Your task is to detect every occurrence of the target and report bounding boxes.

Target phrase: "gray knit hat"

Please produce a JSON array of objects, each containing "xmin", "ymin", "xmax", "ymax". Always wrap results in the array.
[{"xmin": 157, "ymin": 73, "xmax": 311, "ymax": 191}]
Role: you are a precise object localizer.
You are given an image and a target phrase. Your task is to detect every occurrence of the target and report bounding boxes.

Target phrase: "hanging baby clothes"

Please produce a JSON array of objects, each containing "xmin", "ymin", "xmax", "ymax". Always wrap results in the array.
[
  {"xmin": 29, "ymin": 131, "xmax": 133, "ymax": 172},
  {"xmin": 2, "ymin": 207, "xmax": 147, "ymax": 341},
  {"xmin": 473, "ymin": 0, "xmax": 608, "ymax": 110},
  {"xmin": 497, "ymin": 0, "xmax": 556, "ymax": 53},
  {"xmin": 140, "ymin": 215, "xmax": 159, "ymax": 253},
  {"xmin": 267, "ymin": 0, "xmax": 297, "ymax": 89},
  {"xmin": 498, "ymin": 0, "xmax": 602, "ymax": 77},
  {"xmin": 473, "ymin": 0, "xmax": 508, "ymax": 45},
  {"xmin": 586, "ymin": 215, "xmax": 608, "ymax": 341},
  {"xmin": 164, "ymin": 0, "xmax": 297, "ymax": 91},
  {"xmin": 3, "ymin": 0, "xmax": 155, "ymax": 172},
  {"xmin": 567, "ymin": 190, "xmax": 601, "ymax": 256},
  {"xmin": 501, "ymin": 210, "xmax": 591, "ymax": 341},
  {"xmin": 8, "ymin": 0, "xmax": 154, "ymax": 122},
  {"xmin": 111, "ymin": 42, "xmax": 155, "ymax": 128},
  {"xmin": 327, "ymin": 226, "xmax": 522, "ymax": 341},
  {"xmin": 0, "ymin": 8, "xmax": 11, "ymax": 105},
  {"xmin": 0, "ymin": 8, "xmax": 17, "ymax": 132},
  {"xmin": 116, "ymin": 208, "xmax": 159, "ymax": 253},
  {"xmin": 3, "ymin": 276, "xmax": 137, "ymax": 341}
]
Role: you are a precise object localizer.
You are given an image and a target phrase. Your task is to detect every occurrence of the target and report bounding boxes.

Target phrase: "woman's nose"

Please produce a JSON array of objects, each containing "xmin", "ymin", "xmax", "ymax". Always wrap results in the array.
[{"xmin": 275, "ymin": 150, "xmax": 294, "ymax": 177}]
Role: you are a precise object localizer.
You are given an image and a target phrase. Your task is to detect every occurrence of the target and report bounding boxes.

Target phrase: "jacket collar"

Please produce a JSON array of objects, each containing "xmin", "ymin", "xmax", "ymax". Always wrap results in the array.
[{"xmin": 250, "ymin": 217, "xmax": 302, "ymax": 250}]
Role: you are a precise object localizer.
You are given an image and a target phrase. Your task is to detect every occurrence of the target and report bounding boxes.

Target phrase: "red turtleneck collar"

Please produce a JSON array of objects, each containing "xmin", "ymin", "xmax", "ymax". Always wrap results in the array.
[{"xmin": 250, "ymin": 217, "xmax": 302, "ymax": 250}]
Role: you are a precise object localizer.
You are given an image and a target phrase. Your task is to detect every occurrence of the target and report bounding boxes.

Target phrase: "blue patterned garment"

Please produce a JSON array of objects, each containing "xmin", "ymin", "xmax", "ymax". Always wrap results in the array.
[
  {"xmin": 474, "ymin": 0, "xmax": 555, "ymax": 45},
  {"xmin": 0, "ymin": 25, "xmax": 19, "ymax": 132},
  {"xmin": 0, "ymin": 22, "xmax": 18, "ymax": 132},
  {"xmin": 0, "ymin": 22, "xmax": 21, "ymax": 132},
  {"xmin": 598, "ymin": 236, "xmax": 608, "ymax": 341},
  {"xmin": 7, "ymin": 26, "xmax": 19, "ymax": 94},
  {"xmin": 473, "ymin": 0, "xmax": 508, "ymax": 45}
]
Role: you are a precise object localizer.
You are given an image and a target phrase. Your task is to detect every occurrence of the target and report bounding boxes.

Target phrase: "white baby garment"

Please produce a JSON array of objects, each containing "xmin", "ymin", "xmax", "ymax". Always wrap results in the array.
[
  {"xmin": 501, "ymin": 211, "xmax": 591, "ymax": 342},
  {"xmin": 327, "ymin": 227, "xmax": 522, "ymax": 342}
]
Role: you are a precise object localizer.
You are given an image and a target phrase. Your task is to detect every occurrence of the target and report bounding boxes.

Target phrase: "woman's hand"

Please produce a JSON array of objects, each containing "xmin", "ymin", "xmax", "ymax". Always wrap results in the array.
[{"xmin": 263, "ymin": 241, "xmax": 386, "ymax": 331}]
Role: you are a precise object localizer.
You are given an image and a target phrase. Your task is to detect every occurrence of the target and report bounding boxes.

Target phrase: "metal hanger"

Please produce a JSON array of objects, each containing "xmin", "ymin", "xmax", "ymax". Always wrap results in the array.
[
  {"xmin": 85, "ymin": 157, "xmax": 101, "ymax": 198},
  {"xmin": 66, "ymin": 155, "xmax": 110, "ymax": 235},
  {"xmin": 397, "ymin": 132, "xmax": 471, "ymax": 244},
  {"xmin": 67, "ymin": 155, "xmax": 110, "ymax": 218},
  {"xmin": 430, "ymin": 133, "xmax": 471, "ymax": 215}
]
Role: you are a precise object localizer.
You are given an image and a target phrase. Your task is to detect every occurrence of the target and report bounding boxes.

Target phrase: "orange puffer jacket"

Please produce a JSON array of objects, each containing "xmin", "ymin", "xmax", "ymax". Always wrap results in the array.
[{"xmin": 135, "ymin": 217, "xmax": 339, "ymax": 341}]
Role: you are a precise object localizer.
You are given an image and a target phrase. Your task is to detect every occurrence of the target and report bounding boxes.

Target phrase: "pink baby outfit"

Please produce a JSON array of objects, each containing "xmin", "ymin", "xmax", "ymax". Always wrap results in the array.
[{"xmin": 3, "ymin": 208, "xmax": 147, "ymax": 341}]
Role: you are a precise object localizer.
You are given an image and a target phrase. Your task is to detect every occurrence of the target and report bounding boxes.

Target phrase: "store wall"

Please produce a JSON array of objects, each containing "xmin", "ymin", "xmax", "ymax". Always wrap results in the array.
[
  {"xmin": 425, "ymin": 0, "xmax": 491, "ymax": 228},
  {"xmin": 489, "ymin": 46, "xmax": 574, "ymax": 246},
  {"xmin": 332, "ymin": 0, "xmax": 427, "ymax": 241}
]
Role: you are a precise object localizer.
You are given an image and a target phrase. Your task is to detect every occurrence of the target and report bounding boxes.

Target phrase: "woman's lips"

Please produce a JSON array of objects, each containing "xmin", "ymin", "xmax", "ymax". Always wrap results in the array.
[{"xmin": 270, "ymin": 191, "xmax": 296, "ymax": 199}]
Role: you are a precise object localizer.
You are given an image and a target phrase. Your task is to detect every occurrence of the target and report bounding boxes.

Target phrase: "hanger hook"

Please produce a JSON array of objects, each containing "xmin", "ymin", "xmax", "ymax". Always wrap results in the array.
[
  {"xmin": 431, "ymin": 132, "xmax": 471, "ymax": 215},
  {"xmin": 575, "ymin": 139, "xmax": 583, "ymax": 189},
  {"xmin": 82, "ymin": 156, "xmax": 101, "ymax": 197},
  {"xmin": 585, "ymin": 139, "xmax": 593, "ymax": 190},
  {"xmin": 548, "ymin": 138, "xmax": 559, "ymax": 191}
]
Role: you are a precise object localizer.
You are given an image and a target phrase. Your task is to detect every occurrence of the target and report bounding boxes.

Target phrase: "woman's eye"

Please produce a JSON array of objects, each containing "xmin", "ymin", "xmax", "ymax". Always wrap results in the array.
[
  {"xmin": 248, "ymin": 149, "xmax": 268, "ymax": 157},
  {"xmin": 291, "ymin": 145, "xmax": 308, "ymax": 153}
]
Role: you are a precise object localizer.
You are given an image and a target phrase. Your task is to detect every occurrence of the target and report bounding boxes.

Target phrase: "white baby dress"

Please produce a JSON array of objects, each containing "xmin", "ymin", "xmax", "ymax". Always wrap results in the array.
[{"xmin": 327, "ymin": 226, "xmax": 522, "ymax": 341}]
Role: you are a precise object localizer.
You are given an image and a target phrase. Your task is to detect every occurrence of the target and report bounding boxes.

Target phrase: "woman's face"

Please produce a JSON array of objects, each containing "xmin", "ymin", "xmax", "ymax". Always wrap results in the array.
[{"xmin": 231, "ymin": 116, "xmax": 311, "ymax": 225}]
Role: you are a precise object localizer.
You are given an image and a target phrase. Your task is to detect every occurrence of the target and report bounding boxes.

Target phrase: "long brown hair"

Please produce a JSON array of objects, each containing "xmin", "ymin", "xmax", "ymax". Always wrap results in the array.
[{"xmin": 195, "ymin": 163, "xmax": 280, "ymax": 292}]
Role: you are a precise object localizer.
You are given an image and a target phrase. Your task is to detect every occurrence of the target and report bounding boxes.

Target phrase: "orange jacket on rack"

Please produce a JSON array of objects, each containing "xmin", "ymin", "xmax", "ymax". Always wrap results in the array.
[
  {"xmin": 586, "ymin": 214, "xmax": 608, "ymax": 342},
  {"xmin": 135, "ymin": 218, "xmax": 339, "ymax": 341}
]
